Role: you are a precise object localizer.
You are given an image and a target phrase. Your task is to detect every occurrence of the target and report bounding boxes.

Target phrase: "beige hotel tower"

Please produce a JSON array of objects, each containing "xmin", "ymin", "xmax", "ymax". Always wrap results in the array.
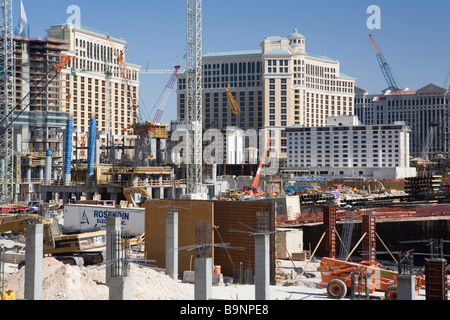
[
  {"xmin": 47, "ymin": 24, "xmax": 140, "ymax": 155},
  {"xmin": 177, "ymin": 28, "xmax": 355, "ymax": 159}
]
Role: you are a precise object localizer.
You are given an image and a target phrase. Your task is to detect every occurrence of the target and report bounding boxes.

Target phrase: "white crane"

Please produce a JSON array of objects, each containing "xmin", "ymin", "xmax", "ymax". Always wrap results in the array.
[
  {"xmin": 185, "ymin": 0, "xmax": 203, "ymax": 196},
  {"xmin": 0, "ymin": 0, "xmax": 14, "ymax": 204}
]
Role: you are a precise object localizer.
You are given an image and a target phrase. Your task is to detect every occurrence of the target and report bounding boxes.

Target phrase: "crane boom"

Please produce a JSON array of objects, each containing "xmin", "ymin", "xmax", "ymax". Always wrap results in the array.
[
  {"xmin": 369, "ymin": 34, "xmax": 400, "ymax": 91},
  {"xmin": 225, "ymin": 88, "xmax": 241, "ymax": 115},
  {"xmin": 152, "ymin": 65, "xmax": 181, "ymax": 123},
  {"xmin": 252, "ymin": 138, "xmax": 271, "ymax": 188},
  {"xmin": 444, "ymin": 63, "xmax": 450, "ymax": 89}
]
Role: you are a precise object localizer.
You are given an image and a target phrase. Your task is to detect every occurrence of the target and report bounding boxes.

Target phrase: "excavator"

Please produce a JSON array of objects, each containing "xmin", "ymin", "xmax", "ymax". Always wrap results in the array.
[
  {"xmin": 0, "ymin": 213, "xmax": 106, "ymax": 266},
  {"xmin": 123, "ymin": 187, "xmax": 152, "ymax": 208}
]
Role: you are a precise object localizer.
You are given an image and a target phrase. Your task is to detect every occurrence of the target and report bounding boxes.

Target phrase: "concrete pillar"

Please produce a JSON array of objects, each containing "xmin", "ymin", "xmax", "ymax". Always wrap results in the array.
[
  {"xmin": 25, "ymin": 224, "xmax": 43, "ymax": 300},
  {"xmin": 44, "ymin": 150, "xmax": 52, "ymax": 185},
  {"xmin": 194, "ymin": 257, "xmax": 212, "ymax": 300},
  {"xmin": 109, "ymin": 275, "xmax": 132, "ymax": 300},
  {"xmin": 132, "ymin": 175, "xmax": 139, "ymax": 186},
  {"xmin": 397, "ymin": 274, "xmax": 416, "ymax": 300},
  {"xmin": 159, "ymin": 176, "xmax": 164, "ymax": 199},
  {"xmin": 211, "ymin": 164, "xmax": 217, "ymax": 182},
  {"xmin": 106, "ymin": 217, "xmax": 121, "ymax": 284},
  {"xmin": 254, "ymin": 233, "xmax": 270, "ymax": 300},
  {"xmin": 165, "ymin": 209, "xmax": 178, "ymax": 280},
  {"xmin": 106, "ymin": 217, "xmax": 132, "ymax": 300}
]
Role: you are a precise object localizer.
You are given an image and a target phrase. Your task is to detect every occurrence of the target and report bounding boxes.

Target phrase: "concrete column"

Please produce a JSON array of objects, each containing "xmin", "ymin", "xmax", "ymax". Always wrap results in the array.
[
  {"xmin": 44, "ymin": 150, "xmax": 52, "ymax": 185},
  {"xmin": 159, "ymin": 176, "xmax": 164, "ymax": 199},
  {"xmin": 194, "ymin": 257, "xmax": 212, "ymax": 300},
  {"xmin": 397, "ymin": 274, "xmax": 416, "ymax": 300},
  {"xmin": 106, "ymin": 217, "xmax": 132, "ymax": 300},
  {"xmin": 165, "ymin": 209, "xmax": 178, "ymax": 280},
  {"xmin": 25, "ymin": 224, "xmax": 43, "ymax": 300},
  {"xmin": 106, "ymin": 217, "xmax": 121, "ymax": 284},
  {"xmin": 109, "ymin": 276, "xmax": 132, "ymax": 300},
  {"xmin": 132, "ymin": 175, "xmax": 139, "ymax": 186},
  {"xmin": 254, "ymin": 233, "xmax": 270, "ymax": 300},
  {"xmin": 211, "ymin": 164, "xmax": 217, "ymax": 182}
]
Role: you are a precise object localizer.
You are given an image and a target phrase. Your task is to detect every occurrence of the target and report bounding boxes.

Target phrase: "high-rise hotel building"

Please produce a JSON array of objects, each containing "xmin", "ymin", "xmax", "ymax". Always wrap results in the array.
[
  {"xmin": 177, "ymin": 28, "xmax": 355, "ymax": 159},
  {"xmin": 47, "ymin": 25, "xmax": 140, "ymax": 147},
  {"xmin": 355, "ymin": 84, "xmax": 450, "ymax": 158}
]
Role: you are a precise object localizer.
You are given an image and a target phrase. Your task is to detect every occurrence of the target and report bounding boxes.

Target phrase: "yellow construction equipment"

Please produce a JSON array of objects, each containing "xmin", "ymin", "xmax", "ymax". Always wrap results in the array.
[
  {"xmin": 0, "ymin": 214, "xmax": 106, "ymax": 266},
  {"xmin": 1, "ymin": 289, "xmax": 18, "ymax": 300},
  {"xmin": 123, "ymin": 187, "xmax": 152, "ymax": 207},
  {"xmin": 225, "ymin": 88, "xmax": 241, "ymax": 115}
]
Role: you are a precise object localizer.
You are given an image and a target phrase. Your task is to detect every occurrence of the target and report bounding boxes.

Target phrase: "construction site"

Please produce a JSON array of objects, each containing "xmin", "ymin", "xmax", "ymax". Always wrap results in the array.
[{"xmin": 0, "ymin": 1, "xmax": 449, "ymax": 303}]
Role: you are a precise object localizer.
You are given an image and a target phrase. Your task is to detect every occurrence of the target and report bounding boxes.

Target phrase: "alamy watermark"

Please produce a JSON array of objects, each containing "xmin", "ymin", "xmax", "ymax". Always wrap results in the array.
[
  {"xmin": 366, "ymin": 5, "xmax": 381, "ymax": 30},
  {"xmin": 67, "ymin": 5, "xmax": 81, "ymax": 28},
  {"xmin": 170, "ymin": 128, "xmax": 279, "ymax": 177}
]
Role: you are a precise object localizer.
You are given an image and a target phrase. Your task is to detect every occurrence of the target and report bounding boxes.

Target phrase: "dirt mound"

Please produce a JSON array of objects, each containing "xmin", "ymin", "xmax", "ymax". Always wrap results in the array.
[{"xmin": 2, "ymin": 257, "xmax": 193, "ymax": 300}]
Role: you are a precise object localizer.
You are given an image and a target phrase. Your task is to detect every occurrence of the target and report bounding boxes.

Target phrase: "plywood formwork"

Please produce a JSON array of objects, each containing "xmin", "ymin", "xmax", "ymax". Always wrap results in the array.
[
  {"xmin": 145, "ymin": 199, "xmax": 214, "ymax": 273},
  {"xmin": 144, "ymin": 199, "xmax": 276, "ymax": 284},
  {"xmin": 213, "ymin": 200, "xmax": 276, "ymax": 285}
]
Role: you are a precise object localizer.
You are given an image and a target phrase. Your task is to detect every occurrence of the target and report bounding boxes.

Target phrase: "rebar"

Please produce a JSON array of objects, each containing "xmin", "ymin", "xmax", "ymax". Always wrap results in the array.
[{"xmin": 109, "ymin": 230, "xmax": 130, "ymax": 278}]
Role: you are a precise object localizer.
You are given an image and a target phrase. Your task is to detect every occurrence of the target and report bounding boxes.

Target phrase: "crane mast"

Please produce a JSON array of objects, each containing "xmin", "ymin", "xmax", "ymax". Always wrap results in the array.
[
  {"xmin": 0, "ymin": 0, "xmax": 14, "ymax": 204},
  {"xmin": 186, "ymin": 0, "xmax": 203, "ymax": 196}
]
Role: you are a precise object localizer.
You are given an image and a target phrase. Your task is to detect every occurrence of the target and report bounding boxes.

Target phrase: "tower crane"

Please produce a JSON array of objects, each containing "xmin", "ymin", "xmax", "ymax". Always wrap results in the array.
[
  {"xmin": 185, "ymin": 0, "xmax": 203, "ymax": 196},
  {"xmin": 0, "ymin": 0, "xmax": 14, "ymax": 204}
]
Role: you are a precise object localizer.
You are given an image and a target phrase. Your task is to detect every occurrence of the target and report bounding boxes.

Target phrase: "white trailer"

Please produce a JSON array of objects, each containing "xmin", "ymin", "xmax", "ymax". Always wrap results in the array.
[{"xmin": 63, "ymin": 204, "xmax": 145, "ymax": 236}]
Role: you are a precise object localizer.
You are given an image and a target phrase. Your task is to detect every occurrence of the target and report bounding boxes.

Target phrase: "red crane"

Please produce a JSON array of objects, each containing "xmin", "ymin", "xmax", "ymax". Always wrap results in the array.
[
  {"xmin": 242, "ymin": 138, "xmax": 271, "ymax": 195},
  {"xmin": 252, "ymin": 138, "xmax": 271, "ymax": 188},
  {"xmin": 152, "ymin": 65, "xmax": 181, "ymax": 123}
]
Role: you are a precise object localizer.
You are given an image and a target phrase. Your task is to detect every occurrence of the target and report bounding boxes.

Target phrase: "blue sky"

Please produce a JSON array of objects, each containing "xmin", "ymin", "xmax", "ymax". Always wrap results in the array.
[{"xmin": 14, "ymin": 0, "xmax": 450, "ymax": 123}]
